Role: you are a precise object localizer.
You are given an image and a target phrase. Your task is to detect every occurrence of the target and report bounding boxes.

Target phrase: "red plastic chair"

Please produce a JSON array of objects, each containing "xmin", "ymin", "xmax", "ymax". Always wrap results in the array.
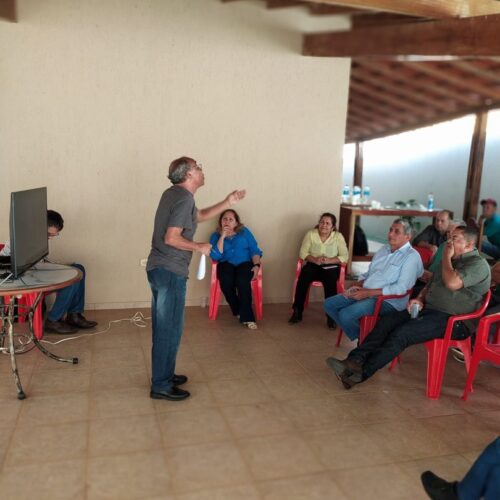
[
  {"xmin": 412, "ymin": 245, "xmax": 434, "ymax": 268},
  {"xmin": 291, "ymin": 259, "xmax": 346, "ymax": 309},
  {"xmin": 1, "ymin": 242, "xmax": 44, "ymax": 339},
  {"xmin": 335, "ymin": 291, "xmax": 412, "ymax": 347},
  {"xmin": 462, "ymin": 311, "xmax": 500, "ymax": 401},
  {"xmin": 208, "ymin": 261, "xmax": 263, "ymax": 321},
  {"xmin": 424, "ymin": 290, "xmax": 491, "ymax": 400}
]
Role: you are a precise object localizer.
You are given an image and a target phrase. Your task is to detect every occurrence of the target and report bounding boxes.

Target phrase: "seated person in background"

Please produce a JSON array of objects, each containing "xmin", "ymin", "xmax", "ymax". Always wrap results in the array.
[
  {"xmin": 475, "ymin": 198, "xmax": 500, "ymax": 260},
  {"xmin": 1, "ymin": 211, "xmax": 97, "ymax": 333},
  {"xmin": 421, "ymin": 437, "xmax": 500, "ymax": 500},
  {"xmin": 327, "ymin": 226, "xmax": 491, "ymax": 389},
  {"xmin": 209, "ymin": 209, "xmax": 262, "ymax": 330},
  {"xmin": 289, "ymin": 212, "xmax": 348, "ymax": 328},
  {"xmin": 324, "ymin": 219, "xmax": 423, "ymax": 342},
  {"xmin": 413, "ymin": 209, "xmax": 452, "ymax": 258}
]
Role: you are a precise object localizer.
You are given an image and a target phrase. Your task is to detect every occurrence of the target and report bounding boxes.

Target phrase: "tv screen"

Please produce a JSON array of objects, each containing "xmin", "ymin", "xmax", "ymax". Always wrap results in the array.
[{"xmin": 10, "ymin": 187, "xmax": 48, "ymax": 279}]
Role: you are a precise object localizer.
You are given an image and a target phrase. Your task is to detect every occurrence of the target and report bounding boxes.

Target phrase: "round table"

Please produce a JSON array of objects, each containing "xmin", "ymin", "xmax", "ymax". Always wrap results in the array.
[{"xmin": 0, "ymin": 262, "xmax": 82, "ymax": 399}]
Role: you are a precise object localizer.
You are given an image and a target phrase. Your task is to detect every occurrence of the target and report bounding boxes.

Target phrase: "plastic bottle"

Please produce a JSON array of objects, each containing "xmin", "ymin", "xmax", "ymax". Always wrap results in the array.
[
  {"xmin": 341, "ymin": 185, "xmax": 351, "ymax": 203},
  {"xmin": 362, "ymin": 186, "xmax": 371, "ymax": 204},
  {"xmin": 427, "ymin": 193, "xmax": 434, "ymax": 210},
  {"xmin": 352, "ymin": 185, "xmax": 361, "ymax": 205}
]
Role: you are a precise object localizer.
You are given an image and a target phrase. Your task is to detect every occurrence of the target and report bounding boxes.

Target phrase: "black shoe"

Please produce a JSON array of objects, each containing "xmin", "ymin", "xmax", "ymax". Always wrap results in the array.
[
  {"xmin": 326, "ymin": 315, "xmax": 337, "ymax": 330},
  {"xmin": 44, "ymin": 319, "xmax": 78, "ymax": 335},
  {"xmin": 421, "ymin": 471, "xmax": 458, "ymax": 500},
  {"xmin": 65, "ymin": 312, "xmax": 98, "ymax": 329},
  {"xmin": 150, "ymin": 386, "xmax": 191, "ymax": 401},
  {"xmin": 172, "ymin": 374, "xmax": 188, "ymax": 386},
  {"xmin": 326, "ymin": 357, "xmax": 363, "ymax": 389},
  {"xmin": 288, "ymin": 309, "xmax": 302, "ymax": 324}
]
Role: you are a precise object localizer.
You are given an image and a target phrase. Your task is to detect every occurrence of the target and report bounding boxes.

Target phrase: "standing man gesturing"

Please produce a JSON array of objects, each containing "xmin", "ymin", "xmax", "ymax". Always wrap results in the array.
[{"xmin": 147, "ymin": 157, "xmax": 246, "ymax": 401}]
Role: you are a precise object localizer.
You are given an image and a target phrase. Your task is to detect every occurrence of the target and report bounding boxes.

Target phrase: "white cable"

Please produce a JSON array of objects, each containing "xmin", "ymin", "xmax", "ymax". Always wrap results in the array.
[{"xmin": 39, "ymin": 311, "xmax": 151, "ymax": 346}]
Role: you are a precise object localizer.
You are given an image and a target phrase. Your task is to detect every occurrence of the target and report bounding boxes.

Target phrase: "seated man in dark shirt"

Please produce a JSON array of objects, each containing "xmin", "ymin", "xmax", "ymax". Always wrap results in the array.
[
  {"xmin": 327, "ymin": 225, "xmax": 491, "ymax": 389},
  {"xmin": 413, "ymin": 209, "xmax": 452, "ymax": 257}
]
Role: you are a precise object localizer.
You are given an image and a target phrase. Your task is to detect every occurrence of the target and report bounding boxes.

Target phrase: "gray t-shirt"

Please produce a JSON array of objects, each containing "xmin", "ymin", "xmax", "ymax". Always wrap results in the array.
[{"xmin": 146, "ymin": 185, "xmax": 198, "ymax": 277}]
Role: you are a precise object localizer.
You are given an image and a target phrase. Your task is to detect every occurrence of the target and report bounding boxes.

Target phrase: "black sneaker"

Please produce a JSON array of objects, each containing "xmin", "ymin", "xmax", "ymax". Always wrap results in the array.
[
  {"xmin": 150, "ymin": 386, "xmax": 190, "ymax": 401},
  {"xmin": 420, "ymin": 471, "xmax": 458, "ymax": 499}
]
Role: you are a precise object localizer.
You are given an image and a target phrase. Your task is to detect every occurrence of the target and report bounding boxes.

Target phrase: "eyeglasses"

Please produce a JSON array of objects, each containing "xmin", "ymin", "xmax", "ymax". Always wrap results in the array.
[
  {"xmin": 48, "ymin": 232, "xmax": 60, "ymax": 238},
  {"xmin": 192, "ymin": 163, "xmax": 203, "ymax": 172}
]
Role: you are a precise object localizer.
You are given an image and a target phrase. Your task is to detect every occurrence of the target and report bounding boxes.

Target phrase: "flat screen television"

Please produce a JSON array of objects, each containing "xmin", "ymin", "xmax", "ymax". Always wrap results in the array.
[{"xmin": 9, "ymin": 187, "xmax": 49, "ymax": 279}]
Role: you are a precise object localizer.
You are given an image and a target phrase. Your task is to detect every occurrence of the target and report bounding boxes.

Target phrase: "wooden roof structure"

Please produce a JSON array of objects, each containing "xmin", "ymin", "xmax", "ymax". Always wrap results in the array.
[{"xmin": 222, "ymin": 0, "xmax": 500, "ymax": 144}]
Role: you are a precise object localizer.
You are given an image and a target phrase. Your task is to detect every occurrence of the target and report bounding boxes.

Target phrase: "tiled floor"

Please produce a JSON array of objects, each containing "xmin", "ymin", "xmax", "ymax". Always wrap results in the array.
[{"xmin": 1, "ymin": 303, "xmax": 499, "ymax": 500}]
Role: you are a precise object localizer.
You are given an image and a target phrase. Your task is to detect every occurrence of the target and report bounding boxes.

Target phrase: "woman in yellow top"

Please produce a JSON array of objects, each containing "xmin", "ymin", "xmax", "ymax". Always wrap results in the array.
[{"xmin": 289, "ymin": 212, "xmax": 348, "ymax": 328}]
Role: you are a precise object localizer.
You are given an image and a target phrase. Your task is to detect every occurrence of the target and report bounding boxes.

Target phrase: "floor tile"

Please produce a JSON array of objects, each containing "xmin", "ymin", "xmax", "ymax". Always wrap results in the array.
[
  {"xmin": 237, "ymin": 434, "xmax": 324, "ymax": 481},
  {"xmin": 87, "ymin": 451, "xmax": 171, "ymax": 499},
  {"xmin": 89, "ymin": 414, "xmax": 162, "ymax": 456},
  {"xmin": 158, "ymin": 407, "xmax": 232, "ymax": 447},
  {"xmin": 5, "ymin": 421, "xmax": 87, "ymax": 467},
  {"xmin": 166, "ymin": 442, "xmax": 250, "ymax": 493},
  {"xmin": 258, "ymin": 471, "xmax": 348, "ymax": 500}
]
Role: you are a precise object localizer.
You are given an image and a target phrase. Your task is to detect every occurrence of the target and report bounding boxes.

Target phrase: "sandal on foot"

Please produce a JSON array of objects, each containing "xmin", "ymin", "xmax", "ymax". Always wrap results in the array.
[{"xmin": 243, "ymin": 321, "xmax": 258, "ymax": 330}]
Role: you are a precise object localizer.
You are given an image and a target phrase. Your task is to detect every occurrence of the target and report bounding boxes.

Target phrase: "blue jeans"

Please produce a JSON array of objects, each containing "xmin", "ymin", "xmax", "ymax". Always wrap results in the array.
[
  {"xmin": 48, "ymin": 263, "xmax": 86, "ymax": 321},
  {"xmin": 458, "ymin": 437, "xmax": 500, "ymax": 500},
  {"xmin": 147, "ymin": 267, "xmax": 187, "ymax": 393},
  {"xmin": 481, "ymin": 240, "xmax": 500, "ymax": 260},
  {"xmin": 324, "ymin": 294, "xmax": 396, "ymax": 341}
]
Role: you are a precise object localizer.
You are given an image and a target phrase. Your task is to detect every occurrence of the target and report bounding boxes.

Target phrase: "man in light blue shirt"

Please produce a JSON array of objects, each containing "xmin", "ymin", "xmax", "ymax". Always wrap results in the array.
[{"xmin": 324, "ymin": 219, "xmax": 423, "ymax": 341}]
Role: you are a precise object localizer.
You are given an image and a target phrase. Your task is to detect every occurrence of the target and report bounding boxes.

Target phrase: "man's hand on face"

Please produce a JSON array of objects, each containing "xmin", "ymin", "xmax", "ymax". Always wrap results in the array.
[{"xmin": 443, "ymin": 239, "xmax": 455, "ymax": 260}]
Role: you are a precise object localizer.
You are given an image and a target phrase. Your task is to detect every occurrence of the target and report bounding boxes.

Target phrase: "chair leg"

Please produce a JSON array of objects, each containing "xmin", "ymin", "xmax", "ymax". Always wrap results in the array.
[
  {"xmin": 389, "ymin": 356, "xmax": 400, "ymax": 371},
  {"xmin": 335, "ymin": 329, "xmax": 343, "ymax": 347},
  {"xmin": 208, "ymin": 283, "xmax": 221, "ymax": 320},
  {"xmin": 253, "ymin": 281, "xmax": 263, "ymax": 321},
  {"xmin": 462, "ymin": 350, "xmax": 483, "ymax": 401},
  {"xmin": 461, "ymin": 340, "xmax": 472, "ymax": 373},
  {"xmin": 426, "ymin": 342, "xmax": 447, "ymax": 400}
]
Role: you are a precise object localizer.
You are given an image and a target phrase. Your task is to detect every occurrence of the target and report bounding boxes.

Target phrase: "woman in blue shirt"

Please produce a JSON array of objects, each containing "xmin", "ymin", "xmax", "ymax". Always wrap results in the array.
[{"xmin": 210, "ymin": 210, "xmax": 263, "ymax": 330}]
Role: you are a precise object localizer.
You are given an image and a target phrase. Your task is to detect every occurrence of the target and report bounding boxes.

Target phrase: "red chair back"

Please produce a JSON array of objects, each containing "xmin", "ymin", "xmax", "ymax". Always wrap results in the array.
[
  {"xmin": 208, "ymin": 261, "xmax": 263, "ymax": 321},
  {"xmin": 425, "ymin": 289, "xmax": 491, "ymax": 399},
  {"xmin": 412, "ymin": 245, "xmax": 434, "ymax": 268}
]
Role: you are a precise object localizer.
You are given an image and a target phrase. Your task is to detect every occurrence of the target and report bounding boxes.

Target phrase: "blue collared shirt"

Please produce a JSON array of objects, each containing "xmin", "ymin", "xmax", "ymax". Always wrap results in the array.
[
  {"xmin": 361, "ymin": 242, "xmax": 423, "ymax": 310},
  {"xmin": 210, "ymin": 227, "xmax": 263, "ymax": 266}
]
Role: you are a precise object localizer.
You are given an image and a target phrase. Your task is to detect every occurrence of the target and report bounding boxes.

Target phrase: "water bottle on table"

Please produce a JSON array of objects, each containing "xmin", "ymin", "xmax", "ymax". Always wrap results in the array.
[{"xmin": 427, "ymin": 193, "xmax": 434, "ymax": 210}]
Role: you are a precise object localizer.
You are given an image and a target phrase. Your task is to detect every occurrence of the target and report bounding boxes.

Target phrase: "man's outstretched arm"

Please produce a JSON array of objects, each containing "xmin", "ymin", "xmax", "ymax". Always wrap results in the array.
[{"xmin": 197, "ymin": 190, "xmax": 246, "ymax": 222}]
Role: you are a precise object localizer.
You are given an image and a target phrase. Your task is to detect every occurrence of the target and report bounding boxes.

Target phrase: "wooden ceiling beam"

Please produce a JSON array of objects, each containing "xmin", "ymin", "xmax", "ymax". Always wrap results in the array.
[
  {"xmin": 303, "ymin": 14, "xmax": 500, "ymax": 57},
  {"xmin": 266, "ymin": 0, "xmax": 303, "ymax": 8},
  {"xmin": 452, "ymin": 60, "xmax": 500, "ymax": 84},
  {"xmin": 0, "ymin": 0, "xmax": 16, "ymax": 22},
  {"xmin": 350, "ymin": 80, "xmax": 434, "ymax": 116},
  {"xmin": 348, "ymin": 102, "xmax": 500, "ymax": 143},
  {"xmin": 300, "ymin": 0, "xmax": 500, "ymax": 18},
  {"xmin": 410, "ymin": 62, "xmax": 500, "ymax": 99},
  {"xmin": 348, "ymin": 93, "xmax": 407, "ymax": 126},
  {"xmin": 348, "ymin": 104, "xmax": 401, "ymax": 130},
  {"xmin": 352, "ymin": 62, "xmax": 453, "ymax": 112}
]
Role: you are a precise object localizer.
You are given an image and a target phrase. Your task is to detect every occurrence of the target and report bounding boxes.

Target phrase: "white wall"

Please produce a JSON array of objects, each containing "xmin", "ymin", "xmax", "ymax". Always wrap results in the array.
[
  {"xmin": 0, "ymin": 0, "xmax": 351, "ymax": 308},
  {"xmin": 343, "ymin": 115, "xmax": 478, "ymax": 240}
]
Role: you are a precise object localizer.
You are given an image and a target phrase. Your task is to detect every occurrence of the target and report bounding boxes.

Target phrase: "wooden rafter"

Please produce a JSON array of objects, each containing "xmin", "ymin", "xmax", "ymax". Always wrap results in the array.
[
  {"xmin": 452, "ymin": 60, "xmax": 500, "ymax": 84},
  {"xmin": 410, "ymin": 62, "xmax": 500, "ymax": 99},
  {"xmin": 0, "ymin": 0, "xmax": 16, "ymax": 22},
  {"xmin": 350, "ymin": 80, "xmax": 434, "ymax": 117},
  {"xmin": 300, "ymin": 0, "xmax": 500, "ymax": 18},
  {"xmin": 353, "ymin": 62, "xmax": 453, "ymax": 111},
  {"xmin": 303, "ymin": 14, "xmax": 500, "ymax": 57}
]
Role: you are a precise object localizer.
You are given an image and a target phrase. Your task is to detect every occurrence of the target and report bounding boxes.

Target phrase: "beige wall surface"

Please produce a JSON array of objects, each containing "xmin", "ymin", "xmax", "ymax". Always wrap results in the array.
[{"xmin": 0, "ymin": 0, "xmax": 350, "ymax": 308}]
